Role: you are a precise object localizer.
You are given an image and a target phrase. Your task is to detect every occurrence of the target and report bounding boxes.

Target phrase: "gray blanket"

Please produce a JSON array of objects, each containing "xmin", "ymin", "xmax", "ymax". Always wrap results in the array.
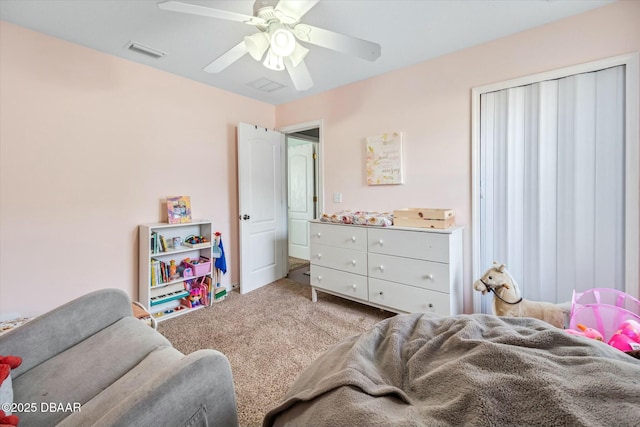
[{"xmin": 263, "ymin": 313, "xmax": 640, "ymax": 427}]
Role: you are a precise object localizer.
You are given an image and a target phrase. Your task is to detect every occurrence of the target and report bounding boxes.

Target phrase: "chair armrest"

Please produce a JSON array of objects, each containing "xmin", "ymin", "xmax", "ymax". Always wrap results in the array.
[
  {"xmin": 0, "ymin": 288, "xmax": 132, "ymax": 378},
  {"xmin": 90, "ymin": 350, "xmax": 239, "ymax": 427}
]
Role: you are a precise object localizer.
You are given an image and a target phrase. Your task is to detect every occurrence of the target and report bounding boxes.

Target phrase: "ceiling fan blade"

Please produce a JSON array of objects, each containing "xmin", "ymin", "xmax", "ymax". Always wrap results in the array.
[
  {"xmin": 158, "ymin": 1, "xmax": 263, "ymax": 25},
  {"xmin": 275, "ymin": 0, "xmax": 319, "ymax": 23},
  {"xmin": 294, "ymin": 24, "xmax": 381, "ymax": 62},
  {"xmin": 284, "ymin": 57, "xmax": 313, "ymax": 91},
  {"xmin": 203, "ymin": 41, "xmax": 248, "ymax": 73}
]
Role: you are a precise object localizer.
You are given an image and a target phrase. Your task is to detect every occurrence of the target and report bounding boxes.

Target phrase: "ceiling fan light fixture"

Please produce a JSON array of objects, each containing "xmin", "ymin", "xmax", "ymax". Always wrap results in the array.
[
  {"xmin": 244, "ymin": 32, "xmax": 270, "ymax": 61},
  {"xmin": 292, "ymin": 24, "xmax": 311, "ymax": 42},
  {"xmin": 263, "ymin": 49, "xmax": 285, "ymax": 71},
  {"xmin": 288, "ymin": 42, "xmax": 309, "ymax": 67},
  {"xmin": 269, "ymin": 26, "xmax": 295, "ymax": 57}
]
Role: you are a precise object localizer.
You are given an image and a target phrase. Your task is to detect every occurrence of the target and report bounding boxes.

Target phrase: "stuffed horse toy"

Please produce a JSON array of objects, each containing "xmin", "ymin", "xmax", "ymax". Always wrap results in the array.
[{"xmin": 473, "ymin": 262, "xmax": 569, "ymax": 328}]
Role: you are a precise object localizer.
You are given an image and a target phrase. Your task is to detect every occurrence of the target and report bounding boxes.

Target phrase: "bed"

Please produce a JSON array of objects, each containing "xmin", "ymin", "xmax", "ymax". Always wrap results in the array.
[{"xmin": 263, "ymin": 313, "xmax": 640, "ymax": 426}]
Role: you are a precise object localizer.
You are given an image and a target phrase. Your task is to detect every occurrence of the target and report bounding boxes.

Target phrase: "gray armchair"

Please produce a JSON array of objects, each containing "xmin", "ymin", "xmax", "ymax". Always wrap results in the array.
[{"xmin": 0, "ymin": 288, "xmax": 238, "ymax": 427}]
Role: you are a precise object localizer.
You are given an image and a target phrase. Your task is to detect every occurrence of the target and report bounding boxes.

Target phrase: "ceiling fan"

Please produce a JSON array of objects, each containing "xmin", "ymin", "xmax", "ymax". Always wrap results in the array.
[{"xmin": 158, "ymin": 0, "xmax": 382, "ymax": 91}]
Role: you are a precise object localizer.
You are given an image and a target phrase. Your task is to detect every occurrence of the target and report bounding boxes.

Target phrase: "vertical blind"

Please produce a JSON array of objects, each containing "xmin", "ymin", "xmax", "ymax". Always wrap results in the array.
[{"xmin": 479, "ymin": 65, "xmax": 625, "ymax": 309}]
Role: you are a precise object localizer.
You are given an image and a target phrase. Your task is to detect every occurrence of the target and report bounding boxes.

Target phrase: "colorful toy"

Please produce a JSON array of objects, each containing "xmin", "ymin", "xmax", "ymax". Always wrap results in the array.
[
  {"xmin": 185, "ymin": 235, "xmax": 208, "ymax": 245},
  {"xmin": 0, "ymin": 355, "xmax": 22, "ymax": 427},
  {"xmin": 169, "ymin": 260, "xmax": 178, "ymax": 279},
  {"xmin": 0, "ymin": 410, "xmax": 19, "ymax": 427},
  {"xmin": 607, "ymin": 319, "xmax": 640, "ymax": 352},
  {"xmin": 617, "ymin": 319, "xmax": 640, "ymax": 342},
  {"xmin": 181, "ymin": 288, "xmax": 202, "ymax": 308},
  {"xmin": 565, "ymin": 323, "xmax": 604, "ymax": 341}
]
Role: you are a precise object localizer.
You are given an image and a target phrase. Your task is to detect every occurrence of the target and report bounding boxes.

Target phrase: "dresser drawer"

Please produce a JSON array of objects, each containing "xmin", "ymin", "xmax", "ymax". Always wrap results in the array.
[
  {"xmin": 368, "ymin": 228, "xmax": 449, "ymax": 263},
  {"xmin": 368, "ymin": 253, "xmax": 450, "ymax": 293},
  {"xmin": 310, "ymin": 244, "xmax": 367, "ymax": 275},
  {"xmin": 368, "ymin": 278, "xmax": 451, "ymax": 315},
  {"xmin": 310, "ymin": 265, "xmax": 368, "ymax": 301},
  {"xmin": 310, "ymin": 222, "xmax": 367, "ymax": 251}
]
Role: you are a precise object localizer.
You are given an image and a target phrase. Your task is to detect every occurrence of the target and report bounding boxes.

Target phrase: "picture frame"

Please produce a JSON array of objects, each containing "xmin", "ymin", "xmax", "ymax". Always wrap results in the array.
[
  {"xmin": 366, "ymin": 132, "xmax": 404, "ymax": 185},
  {"xmin": 167, "ymin": 195, "xmax": 192, "ymax": 224}
]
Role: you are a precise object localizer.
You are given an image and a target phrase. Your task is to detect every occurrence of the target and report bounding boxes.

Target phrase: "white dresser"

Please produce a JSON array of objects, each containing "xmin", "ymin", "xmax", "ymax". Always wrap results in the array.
[{"xmin": 309, "ymin": 221, "xmax": 464, "ymax": 315}]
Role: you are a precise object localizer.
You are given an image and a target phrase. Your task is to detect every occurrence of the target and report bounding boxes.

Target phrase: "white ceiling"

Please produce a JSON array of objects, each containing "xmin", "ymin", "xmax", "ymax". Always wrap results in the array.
[{"xmin": 0, "ymin": 0, "xmax": 613, "ymax": 105}]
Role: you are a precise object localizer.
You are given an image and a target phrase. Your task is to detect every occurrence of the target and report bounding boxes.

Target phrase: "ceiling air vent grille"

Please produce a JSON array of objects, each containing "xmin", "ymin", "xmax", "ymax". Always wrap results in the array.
[
  {"xmin": 248, "ymin": 78, "xmax": 285, "ymax": 92},
  {"xmin": 125, "ymin": 41, "xmax": 166, "ymax": 59}
]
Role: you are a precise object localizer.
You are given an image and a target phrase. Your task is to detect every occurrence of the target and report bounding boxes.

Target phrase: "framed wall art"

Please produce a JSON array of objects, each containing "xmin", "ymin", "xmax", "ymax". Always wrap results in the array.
[
  {"xmin": 365, "ymin": 132, "xmax": 404, "ymax": 185},
  {"xmin": 166, "ymin": 195, "xmax": 192, "ymax": 224}
]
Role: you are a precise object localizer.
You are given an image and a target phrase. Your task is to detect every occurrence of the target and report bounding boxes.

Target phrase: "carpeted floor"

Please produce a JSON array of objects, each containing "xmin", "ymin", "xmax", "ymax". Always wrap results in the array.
[
  {"xmin": 288, "ymin": 256, "xmax": 309, "ymax": 272},
  {"xmin": 157, "ymin": 278, "xmax": 394, "ymax": 427}
]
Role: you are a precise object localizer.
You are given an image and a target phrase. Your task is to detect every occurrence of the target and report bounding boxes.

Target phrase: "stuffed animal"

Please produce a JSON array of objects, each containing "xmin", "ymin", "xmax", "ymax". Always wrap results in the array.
[
  {"xmin": 473, "ymin": 262, "xmax": 570, "ymax": 328},
  {"xmin": 0, "ymin": 410, "xmax": 19, "ymax": 427},
  {"xmin": 181, "ymin": 288, "xmax": 202, "ymax": 308},
  {"xmin": 565, "ymin": 323, "xmax": 604, "ymax": 341},
  {"xmin": 0, "ymin": 355, "xmax": 22, "ymax": 426},
  {"xmin": 608, "ymin": 319, "xmax": 640, "ymax": 352}
]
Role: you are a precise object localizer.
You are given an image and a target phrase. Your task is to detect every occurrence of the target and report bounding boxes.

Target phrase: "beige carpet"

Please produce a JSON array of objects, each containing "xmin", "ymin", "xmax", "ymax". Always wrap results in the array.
[
  {"xmin": 157, "ymin": 278, "xmax": 394, "ymax": 427},
  {"xmin": 288, "ymin": 256, "xmax": 309, "ymax": 272}
]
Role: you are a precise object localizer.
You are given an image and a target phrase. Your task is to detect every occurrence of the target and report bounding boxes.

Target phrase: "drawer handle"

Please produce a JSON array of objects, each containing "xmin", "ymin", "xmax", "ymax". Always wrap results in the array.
[
  {"xmin": 318, "ymin": 275, "xmax": 322, "ymax": 281},
  {"xmin": 317, "ymin": 232, "xmax": 322, "ymax": 237},
  {"xmin": 379, "ymin": 265, "xmax": 384, "ymax": 272},
  {"xmin": 317, "ymin": 253, "xmax": 322, "ymax": 259},
  {"xmin": 425, "ymin": 274, "xmax": 434, "ymax": 280},
  {"xmin": 378, "ymin": 239, "xmax": 384, "ymax": 245},
  {"xmin": 352, "ymin": 284, "xmax": 357, "ymax": 290},
  {"xmin": 351, "ymin": 260, "xmax": 356, "ymax": 266},
  {"xmin": 379, "ymin": 291, "xmax": 384, "ymax": 296},
  {"xmin": 428, "ymin": 303, "xmax": 433, "ymax": 308},
  {"xmin": 351, "ymin": 236, "xmax": 356, "ymax": 242}
]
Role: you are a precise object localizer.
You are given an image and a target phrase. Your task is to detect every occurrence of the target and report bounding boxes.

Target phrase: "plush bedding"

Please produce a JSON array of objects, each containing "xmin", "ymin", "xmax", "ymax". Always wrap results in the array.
[{"xmin": 263, "ymin": 313, "xmax": 640, "ymax": 427}]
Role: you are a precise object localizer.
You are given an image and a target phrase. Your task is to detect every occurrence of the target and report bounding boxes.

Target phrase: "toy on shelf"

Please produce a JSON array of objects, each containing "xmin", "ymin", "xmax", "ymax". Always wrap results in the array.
[
  {"xmin": 169, "ymin": 260, "xmax": 178, "ymax": 279},
  {"xmin": 565, "ymin": 323, "xmax": 604, "ymax": 341},
  {"xmin": 181, "ymin": 288, "xmax": 202, "ymax": 309}
]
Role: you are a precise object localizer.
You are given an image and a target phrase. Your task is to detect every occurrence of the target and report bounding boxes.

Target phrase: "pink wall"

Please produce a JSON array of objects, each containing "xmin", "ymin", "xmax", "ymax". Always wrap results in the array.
[
  {"xmin": 0, "ymin": 21, "xmax": 274, "ymax": 317},
  {"xmin": 1, "ymin": 1, "xmax": 638, "ymax": 317},
  {"xmin": 275, "ymin": 1, "xmax": 640, "ymax": 312}
]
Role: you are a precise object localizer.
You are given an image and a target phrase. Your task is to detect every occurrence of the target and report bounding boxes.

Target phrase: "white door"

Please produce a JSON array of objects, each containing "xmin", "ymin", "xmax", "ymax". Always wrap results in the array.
[
  {"xmin": 287, "ymin": 140, "xmax": 316, "ymax": 260},
  {"xmin": 238, "ymin": 123, "xmax": 286, "ymax": 294}
]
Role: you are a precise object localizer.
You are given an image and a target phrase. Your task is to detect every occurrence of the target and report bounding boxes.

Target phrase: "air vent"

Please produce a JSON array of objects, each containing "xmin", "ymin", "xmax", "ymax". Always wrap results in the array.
[
  {"xmin": 125, "ymin": 41, "xmax": 166, "ymax": 59},
  {"xmin": 248, "ymin": 78, "xmax": 285, "ymax": 92}
]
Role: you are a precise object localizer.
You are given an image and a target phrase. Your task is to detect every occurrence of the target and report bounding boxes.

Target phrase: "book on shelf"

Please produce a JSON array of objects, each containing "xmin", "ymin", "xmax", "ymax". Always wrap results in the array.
[
  {"xmin": 151, "ymin": 232, "xmax": 165, "ymax": 254},
  {"xmin": 150, "ymin": 258, "xmax": 173, "ymax": 286},
  {"xmin": 159, "ymin": 235, "xmax": 168, "ymax": 252}
]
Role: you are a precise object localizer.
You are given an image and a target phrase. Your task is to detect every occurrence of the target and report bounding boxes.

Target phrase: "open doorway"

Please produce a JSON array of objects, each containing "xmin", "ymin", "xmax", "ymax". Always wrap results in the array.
[{"xmin": 280, "ymin": 122, "xmax": 323, "ymax": 282}]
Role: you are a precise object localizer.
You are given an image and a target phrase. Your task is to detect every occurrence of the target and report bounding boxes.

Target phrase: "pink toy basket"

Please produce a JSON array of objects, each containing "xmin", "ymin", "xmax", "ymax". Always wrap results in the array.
[{"xmin": 569, "ymin": 288, "xmax": 640, "ymax": 341}]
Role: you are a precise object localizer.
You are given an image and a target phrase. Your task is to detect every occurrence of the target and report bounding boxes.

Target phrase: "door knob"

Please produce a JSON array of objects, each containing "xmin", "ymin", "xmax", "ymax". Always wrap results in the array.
[{"xmin": 242, "ymin": 214, "xmax": 250, "ymax": 220}]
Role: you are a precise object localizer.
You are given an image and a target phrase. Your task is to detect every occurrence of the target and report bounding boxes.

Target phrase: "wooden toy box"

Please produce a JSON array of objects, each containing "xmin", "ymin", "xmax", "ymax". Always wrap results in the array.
[{"xmin": 393, "ymin": 208, "xmax": 455, "ymax": 229}]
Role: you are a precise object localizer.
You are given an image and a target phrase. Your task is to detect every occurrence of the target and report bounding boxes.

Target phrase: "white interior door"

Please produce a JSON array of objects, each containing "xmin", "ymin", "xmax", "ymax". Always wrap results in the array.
[
  {"xmin": 287, "ymin": 139, "xmax": 316, "ymax": 260},
  {"xmin": 238, "ymin": 123, "xmax": 286, "ymax": 294}
]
